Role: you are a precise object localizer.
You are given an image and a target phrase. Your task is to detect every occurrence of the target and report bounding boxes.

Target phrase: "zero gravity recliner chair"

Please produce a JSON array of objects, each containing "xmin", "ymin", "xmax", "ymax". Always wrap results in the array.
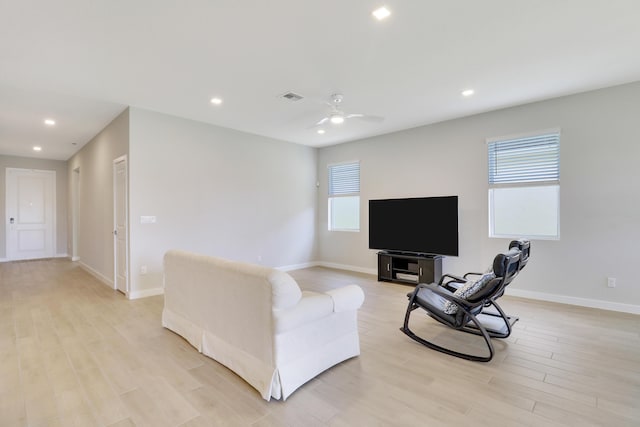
[
  {"xmin": 401, "ymin": 248, "xmax": 522, "ymax": 362},
  {"xmin": 451, "ymin": 239, "xmax": 531, "ymax": 339}
]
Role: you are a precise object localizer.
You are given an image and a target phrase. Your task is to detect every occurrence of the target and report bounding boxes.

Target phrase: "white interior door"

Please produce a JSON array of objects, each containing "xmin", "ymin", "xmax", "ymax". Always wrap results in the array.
[
  {"xmin": 114, "ymin": 156, "xmax": 128, "ymax": 294},
  {"xmin": 6, "ymin": 168, "xmax": 56, "ymax": 260},
  {"xmin": 71, "ymin": 167, "xmax": 80, "ymax": 261}
]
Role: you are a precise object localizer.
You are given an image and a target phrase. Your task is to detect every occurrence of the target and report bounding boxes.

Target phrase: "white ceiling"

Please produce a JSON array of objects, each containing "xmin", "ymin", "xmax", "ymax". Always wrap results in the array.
[{"xmin": 2, "ymin": 1, "xmax": 640, "ymax": 161}]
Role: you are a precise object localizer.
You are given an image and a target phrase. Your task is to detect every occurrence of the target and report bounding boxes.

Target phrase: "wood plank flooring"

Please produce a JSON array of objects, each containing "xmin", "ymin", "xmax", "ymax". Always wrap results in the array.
[{"xmin": 1, "ymin": 258, "xmax": 639, "ymax": 426}]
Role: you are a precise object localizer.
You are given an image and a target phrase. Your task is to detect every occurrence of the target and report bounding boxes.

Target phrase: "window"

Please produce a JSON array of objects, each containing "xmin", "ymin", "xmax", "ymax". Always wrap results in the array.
[
  {"xmin": 328, "ymin": 161, "xmax": 360, "ymax": 231},
  {"xmin": 488, "ymin": 131, "xmax": 560, "ymax": 239}
]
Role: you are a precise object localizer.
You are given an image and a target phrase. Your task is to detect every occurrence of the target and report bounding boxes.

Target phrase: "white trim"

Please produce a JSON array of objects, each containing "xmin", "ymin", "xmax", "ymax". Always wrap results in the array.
[
  {"xmin": 128, "ymin": 287, "xmax": 164, "ymax": 300},
  {"xmin": 506, "ymin": 288, "xmax": 640, "ymax": 315},
  {"xmin": 113, "ymin": 155, "xmax": 129, "ymax": 293},
  {"xmin": 486, "ymin": 127, "xmax": 562, "ymax": 144},
  {"xmin": 275, "ymin": 260, "xmax": 377, "ymax": 276},
  {"xmin": 287, "ymin": 261, "xmax": 640, "ymax": 315},
  {"xmin": 79, "ymin": 261, "xmax": 113, "ymax": 288},
  {"xmin": 71, "ymin": 256, "xmax": 80, "ymax": 262},
  {"xmin": 55, "ymin": 253, "xmax": 69, "ymax": 258},
  {"xmin": 326, "ymin": 159, "xmax": 361, "ymax": 168},
  {"xmin": 0, "ymin": 258, "xmax": 8, "ymax": 263},
  {"xmin": 316, "ymin": 261, "xmax": 377, "ymax": 276},
  {"xmin": 276, "ymin": 261, "xmax": 320, "ymax": 272}
]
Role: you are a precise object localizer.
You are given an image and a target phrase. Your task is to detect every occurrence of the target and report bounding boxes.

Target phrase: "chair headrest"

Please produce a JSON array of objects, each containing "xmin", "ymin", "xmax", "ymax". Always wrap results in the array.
[
  {"xmin": 509, "ymin": 239, "xmax": 530, "ymax": 270},
  {"xmin": 493, "ymin": 248, "xmax": 521, "ymax": 282}
]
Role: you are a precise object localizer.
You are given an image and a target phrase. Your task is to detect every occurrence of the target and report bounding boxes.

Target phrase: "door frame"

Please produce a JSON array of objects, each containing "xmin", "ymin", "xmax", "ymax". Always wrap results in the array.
[
  {"xmin": 5, "ymin": 167, "xmax": 57, "ymax": 261},
  {"xmin": 71, "ymin": 167, "xmax": 80, "ymax": 261},
  {"xmin": 113, "ymin": 155, "xmax": 129, "ymax": 295}
]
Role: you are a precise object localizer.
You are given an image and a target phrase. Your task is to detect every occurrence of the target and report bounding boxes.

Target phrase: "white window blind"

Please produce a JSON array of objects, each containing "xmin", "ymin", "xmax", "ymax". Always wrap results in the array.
[
  {"xmin": 329, "ymin": 162, "xmax": 360, "ymax": 195},
  {"xmin": 328, "ymin": 162, "xmax": 360, "ymax": 231},
  {"xmin": 488, "ymin": 132, "xmax": 560, "ymax": 185},
  {"xmin": 487, "ymin": 131, "xmax": 560, "ymax": 240}
]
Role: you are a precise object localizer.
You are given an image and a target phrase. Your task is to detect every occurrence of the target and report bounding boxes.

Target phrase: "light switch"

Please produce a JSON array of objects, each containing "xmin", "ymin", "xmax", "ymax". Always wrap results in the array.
[{"xmin": 140, "ymin": 215, "xmax": 157, "ymax": 224}]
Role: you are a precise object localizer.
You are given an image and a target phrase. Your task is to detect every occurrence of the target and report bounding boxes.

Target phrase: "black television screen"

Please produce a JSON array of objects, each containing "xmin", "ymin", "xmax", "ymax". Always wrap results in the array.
[{"xmin": 369, "ymin": 196, "xmax": 459, "ymax": 256}]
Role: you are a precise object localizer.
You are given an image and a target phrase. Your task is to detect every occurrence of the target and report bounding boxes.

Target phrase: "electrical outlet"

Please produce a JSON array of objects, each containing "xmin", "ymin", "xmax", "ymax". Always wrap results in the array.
[
  {"xmin": 607, "ymin": 277, "xmax": 616, "ymax": 288},
  {"xmin": 141, "ymin": 265, "xmax": 147, "ymax": 275}
]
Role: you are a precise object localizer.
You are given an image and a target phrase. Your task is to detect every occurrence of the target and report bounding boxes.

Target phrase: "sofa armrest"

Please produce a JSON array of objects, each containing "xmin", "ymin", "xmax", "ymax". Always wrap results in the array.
[
  {"xmin": 326, "ymin": 285, "xmax": 365, "ymax": 313},
  {"xmin": 273, "ymin": 292, "xmax": 334, "ymax": 333}
]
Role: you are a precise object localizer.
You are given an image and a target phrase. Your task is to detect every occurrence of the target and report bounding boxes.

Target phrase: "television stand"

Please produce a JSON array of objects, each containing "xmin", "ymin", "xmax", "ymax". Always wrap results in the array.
[{"xmin": 377, "ymin": 252, "xmax": 443, "ymax": 286}]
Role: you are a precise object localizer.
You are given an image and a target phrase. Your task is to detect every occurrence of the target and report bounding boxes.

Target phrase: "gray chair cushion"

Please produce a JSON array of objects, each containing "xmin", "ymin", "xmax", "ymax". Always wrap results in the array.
[{"xmin": 443, "ymin": 272, "xmax": 496, "ymax": 314}]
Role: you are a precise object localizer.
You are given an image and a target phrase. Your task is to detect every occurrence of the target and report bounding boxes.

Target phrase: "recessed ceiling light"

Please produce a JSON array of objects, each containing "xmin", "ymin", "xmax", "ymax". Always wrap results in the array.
[
  {"xmin": 33, "ymin": 146, "xmax": 42, "ymax": 152},
  {"xmin": 317, "ymin": 129, "xmax": 326, "ymax": 135},
  {"xmin": 462, "ymin": 89, "xmax": 475, "ymax": 97},
  {"xmin": 210, "ymin": 97, "xmax": 223, "ymax": 105},
  {"xmin": 44, "ymin": 119, "xmax": 56, "ymax": 125},
  {"xmin": 372, "ymin": 6, "xmax": 391, "ymax": 20}
]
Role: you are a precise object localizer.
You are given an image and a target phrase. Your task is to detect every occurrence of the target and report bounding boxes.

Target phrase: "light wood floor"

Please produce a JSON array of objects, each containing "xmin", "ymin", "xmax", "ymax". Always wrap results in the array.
[{"xmin": 1, "ymin": 259, "xmax": 639, "ymax": 426}]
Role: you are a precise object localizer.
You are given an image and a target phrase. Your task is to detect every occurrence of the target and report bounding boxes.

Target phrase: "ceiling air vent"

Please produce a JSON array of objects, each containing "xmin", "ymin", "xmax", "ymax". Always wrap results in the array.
[{"xmin": 281, "ymin": 91, "xmax": 304, "ymax": 102}]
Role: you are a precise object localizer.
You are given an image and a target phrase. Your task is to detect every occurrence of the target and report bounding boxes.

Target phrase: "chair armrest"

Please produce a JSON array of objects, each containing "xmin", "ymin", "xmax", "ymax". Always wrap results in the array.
[
  {"xmin": 463, "ymin": 272, "xmax": 483, "ymax": 279},
  {"xmin": 438, "ymin": 273, "xmax": 466, "ymax": 286},
  {"xmin": 326, "ymin": 285, "xmax": 365, "ymax": 312},
  {"xmin": 438, "ymin": 273, "xmax": 467, "ymax": 292},
  {"xmin": 414, "ymin": 283, "xmax": 474, "ymax": 311}
]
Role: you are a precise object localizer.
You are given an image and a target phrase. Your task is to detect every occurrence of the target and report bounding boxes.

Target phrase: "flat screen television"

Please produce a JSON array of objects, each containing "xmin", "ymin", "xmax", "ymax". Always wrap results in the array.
[{"xmin": 369, "ymin": 196, "xmax": 459, "ymax": 257}]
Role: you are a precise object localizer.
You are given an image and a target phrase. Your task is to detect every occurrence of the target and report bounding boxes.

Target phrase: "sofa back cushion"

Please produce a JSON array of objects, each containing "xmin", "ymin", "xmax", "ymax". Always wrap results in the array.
[{"xmin": 163, "ymin": 250, "xmax": 302, "ymax": 365}]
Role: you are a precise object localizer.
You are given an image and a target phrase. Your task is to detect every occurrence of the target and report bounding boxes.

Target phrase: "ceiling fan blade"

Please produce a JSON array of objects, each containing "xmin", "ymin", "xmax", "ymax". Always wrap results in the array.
[
  {"xmin": 307, "ymin": 117, "xmax": 329, "ymax": 128},
  {"xmin": 346, "ymin": 113, "xmax": 384, "ymax": 123}
]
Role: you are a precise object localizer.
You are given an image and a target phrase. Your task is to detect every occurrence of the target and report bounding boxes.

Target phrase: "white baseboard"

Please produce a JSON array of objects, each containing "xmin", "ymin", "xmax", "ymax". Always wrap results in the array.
[
  {"xmin": 128, "ymin": 287, "xmax": 164, "ymax": 300},
  {"xmin": 315, "ymin": 261, "xmax": 377, "ymax": 276},
  {"xmin": 79, "ymin": 261, "xmax": 114, "ymax": 289},
  {"xmin": 71, "ymin": 256, "xmax": 80, "ymax": 262},
  {"xmin": 507, "ymin": 288, "xmax": 640, "ymax": 315},
  {"xmin": 277, "ymin": 260, "xmax": 377, "ymax": 276},
  {"xmin": 276, "ymin": 261, "xmax": 320, "ymax": 272},
  {"xmin": 0, "ymin": 255, "xmax": 67, "ymax": 263},
  {"xmin": 289, "ymin": 261, "xmax": 640, "ymax": 315}
]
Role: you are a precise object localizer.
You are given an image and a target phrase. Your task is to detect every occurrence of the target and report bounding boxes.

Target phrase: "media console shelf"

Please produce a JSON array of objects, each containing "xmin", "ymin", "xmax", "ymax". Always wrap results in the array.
[{"xmin": 377, "ymin": 252, "xmax": 443, "ymax": 286}]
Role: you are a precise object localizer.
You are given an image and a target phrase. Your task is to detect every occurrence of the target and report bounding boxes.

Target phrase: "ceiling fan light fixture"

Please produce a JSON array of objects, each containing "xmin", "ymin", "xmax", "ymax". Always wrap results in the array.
[{"xmin": 330, "ymin": 113, "xmax": 345, "ymax": 124}]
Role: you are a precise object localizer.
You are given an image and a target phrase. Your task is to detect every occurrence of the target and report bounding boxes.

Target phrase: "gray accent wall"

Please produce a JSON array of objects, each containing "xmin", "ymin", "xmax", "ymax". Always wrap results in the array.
[
  {"xmin": 317, "ymin": 81, "xmax": 640, "ymax": 309},
  {"xmin": 128, "ymin": 108, "xmax": 318, "ymax": 295},
  {"xmin": 0, "ymin": 155, "xmax": 68, "ymax": 259},
  {"xmin": 67, "ymin": 108, "xmax": 129, "ymax": 283}
]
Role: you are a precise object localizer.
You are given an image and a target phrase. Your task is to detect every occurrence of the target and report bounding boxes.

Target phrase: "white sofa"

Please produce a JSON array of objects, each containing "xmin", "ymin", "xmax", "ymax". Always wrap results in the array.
[{"xmin": 162, "ymin": 250, "xmax": 365, "ymax": 401}]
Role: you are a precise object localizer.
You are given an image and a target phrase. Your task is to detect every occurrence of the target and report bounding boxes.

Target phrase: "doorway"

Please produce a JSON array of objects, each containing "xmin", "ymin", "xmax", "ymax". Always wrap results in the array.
[
  {"xmin": 5, "ymin": 168, "xmax": 56, "ymax": 260},
  {"xmin": 113, "ymin": 156, "xmax": 128, "ymax": 294},
  {"xmin": 71, "ymin": 167, "xmax": 80, "ymax": 261}
]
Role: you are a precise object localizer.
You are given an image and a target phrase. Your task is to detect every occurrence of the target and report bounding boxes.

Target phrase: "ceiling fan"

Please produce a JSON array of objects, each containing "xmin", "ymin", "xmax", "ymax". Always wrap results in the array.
[{"xmin": 312, "ymin": 93, "xmax": 384, "ymax": 128}]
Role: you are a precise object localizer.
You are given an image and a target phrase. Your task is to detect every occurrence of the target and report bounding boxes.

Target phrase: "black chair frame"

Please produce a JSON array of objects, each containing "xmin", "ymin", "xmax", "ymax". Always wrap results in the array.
[
  {"xmin": 459, "ymin": 240, "xmax": 530, "ymax": 338},
  {"xmin": 401, "ymin": 250, "xmax": 521, "ymax": 362},
  {"xmin": 401, "ymin": 283, "xmax": 496, "ymax": 362}
]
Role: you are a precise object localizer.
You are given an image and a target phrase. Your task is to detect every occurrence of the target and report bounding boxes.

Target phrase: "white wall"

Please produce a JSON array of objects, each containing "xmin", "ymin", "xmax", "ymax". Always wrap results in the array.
[
  {"xmin": 128, "ymin": 108, "xmax": 318, "ymax": 296},
  {"xmin": 67, "ymin": 109, "xmax": 129, "ymax": 284},
  {"xmin": 0, "ymin": 155, "xmax": 68, "ymax": 259},
  {"xmin": 317, "ymin": 82, "xmax": 640, "ymax": 311}
]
